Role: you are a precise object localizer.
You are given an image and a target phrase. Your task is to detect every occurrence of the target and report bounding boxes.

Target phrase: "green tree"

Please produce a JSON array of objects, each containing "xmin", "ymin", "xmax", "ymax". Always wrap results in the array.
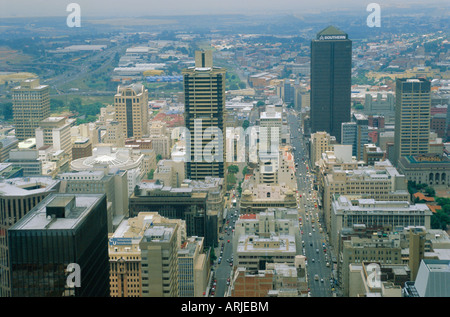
[
  {"xmin": 148, "ymin": 169, "xmax": 155, "ymax": 180},
  {"xmin": 0, "ymin": 102, "xmax": 13, "ymax": 120},
  {"xmin": 156, "ymin": 154, "xmax": 162, "ymax": 162},
  {"xmin": 210, "ymin": 247, "xmax": 217, "ymax": 264},
  {"xmin": 227, "ymin": 165, "xmax": 239, "ymax": 174},
  {"xmin": 50, "ymin": 99, "xmax": 65, "ymax": 112},
  {"xmin": 431, "ymin": 210, "xmax": 450, "ymax": 230},
  {"xmin": 242, "ymin": 120, "xmax": 250, "ymax": 130},
  {"xmin": 425, "ymin": 186, "xmax": 436, "ymax": 197}
]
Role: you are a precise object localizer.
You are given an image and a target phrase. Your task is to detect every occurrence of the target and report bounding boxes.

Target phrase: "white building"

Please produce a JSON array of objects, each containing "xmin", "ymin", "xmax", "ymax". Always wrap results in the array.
[{"xmin": 70, "ymin": 145, "xmax": 144, "ymax": 197}]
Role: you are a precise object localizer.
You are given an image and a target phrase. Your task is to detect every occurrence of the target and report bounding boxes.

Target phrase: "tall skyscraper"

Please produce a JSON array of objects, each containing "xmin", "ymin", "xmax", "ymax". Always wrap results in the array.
[
  {"xmin": 114, "ymin": 83, "xmax": 149, "ymax": 138},
  {"xmin": 182, "ymin": 50, "xmax": 226, "ymax": 180},
  {"xmin": 8, "ymin": 194, "xmax": 109, "ymax": 297},
  {"xmin": 12, "ymin": 79, "xmax": 50, "ymax": 141},
  {"xmin": 394, "ymin": 78, "xmax": 431, "ymax": 166},
  {"xmin": 310, "ymin": 26, "xmax": 352, "ymax": 143}
]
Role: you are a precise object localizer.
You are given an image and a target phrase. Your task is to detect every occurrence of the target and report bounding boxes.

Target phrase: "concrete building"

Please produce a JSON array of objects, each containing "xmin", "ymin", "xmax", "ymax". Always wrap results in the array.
[
  {"xmin": 178, "ymin": 236, "xmax": 211, "ymax": 297},
  {"xmin": 0, "ymin": 136, "xmax": 19, "ymax": 163},
  {"xmin": 0, "ymin": 176, "xmax": 60, "ymax": 297},
  {"xmin": 322, "ymin": 161, "xmax": 410, "ymax": 235},
  {"xmin": 102, "ymin": 121, "xmax": 125, "ymax": 148},
  {"xmin": 72, "ymin": 137, "xmax": 92, "ymax": 161},
  {"xmin": 234, "ymin": 233, "xmax": 297, "ymax": 273},
  {"xmin": 0, "ymin": 163, "xmax": 23, "ymax": 179},
  {"xmin": 330, "ymin": 195, "xmax": 433, "ymax": 249},
  {"xmin": 153, "ymin": 159, "xmax": 186, "ymax": 187},
  {"xmin": 58, "ymin": 168, "xmax": 128, "ymax": 233},
  {"xmin": 397, "ymin": 154, "xmax": 450, "ymax": 187},
  {"xmin": 70, "ymin": 146, "xmax": 145, "ymax": 197},
  {"xmin": 108, "ymin": 212, "xmax": 186, "ymax": 297},
  {"xmin": 364, "ymin": 93, "xmax": 395, "ymax": 122},
  {"xmin": 140, "ymin": 224, "xmax": 179, "ymax": 297},
  {"xmin": 6, "ymin": 149, "xmax": 42, "ymax": 176},
  {"xmin": 403, "ymin": 259, "xmax": 450, "ymax": 297},
  {"xmin": 35, "ymin": 116, "xmax": 73, "ymax": 160},
  {"xmin": 348, "ymin": 262, "xmax": 409, "ymax": 297},
  {"xmin": 363, "ymin": 144, "xmax": 385, "ymax": 166},
  {"xmin": 339, "ymin": 229, "xmax": 403, "ymax": 296},
  {"xmin": 183, "ymin": 50, "xmax": 226, "ymax": 181},
  {"xmin": 114, "ymin": 83, "xmax": 149, "ymax": 139},
  {"xmin": 259, "ymin": 106, "xmax": 282, "ymax": 155},
  {"xmin": 341, "ymin": 113, "xmax": 369, "ymax": 161},
  {"xmin": 239, "ymin": 183, "xmax": 297, "ymax": 214},
  {"xmin": 252, "ymin": 148, "xmax": 297, "ymax": 189},
  {"xmin": 230, "ymin": 260, "xmax": 307, "ymax": 297},
  {"xmin": 310, "ymin": 131, "xmax": 337, "ymax": 167},
  {"xmin": 12, "ymin": 79, "xmax": 50, "ymax": 141},
  {"xmin": 394, "ymin": 78, "xmax": 431, "ymax": 166}
]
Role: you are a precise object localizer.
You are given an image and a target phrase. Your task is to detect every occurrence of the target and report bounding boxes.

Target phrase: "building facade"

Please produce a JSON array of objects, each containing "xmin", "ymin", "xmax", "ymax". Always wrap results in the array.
[
  {"xmin": 310, "ymin": 26, "xmax": 352, "ymax": 143},
  {"xmin": 394, "ymin": 78, "xmax": 431, "ymax": 166},
  {"xmin": 12, "ymin": 79, "xmax": 50, "ymax": 141},
  {"xmin": 114, "ymin": 83, "xmax": 149, "ymax": 139},
  {"xmin": 8, "ymin": 194, "xmax": 109, "ymax": 297},
  {"xmin": 0, "ymin": 177, "xmax": 60, "ymax": 297},
  {"xmin": 183, "ymin": 50, "xmax": 226, "ymax": 180}
]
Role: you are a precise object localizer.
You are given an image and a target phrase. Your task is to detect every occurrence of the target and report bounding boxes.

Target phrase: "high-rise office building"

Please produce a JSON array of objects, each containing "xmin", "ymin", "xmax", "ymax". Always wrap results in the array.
[
  {"xmin": 12, "ymin": 79, "xmax": 50, "ymax": 141},
  {"xmin": 8, "ymin": 193, "xmax": 109, "ymax": 297},
  {"xmin": 0, "ymin": 177, "xmax": 60, "ymax": 297},
  {"xmin": 114, "ymin": 83, "xmax": 149, "ymax": 139},
  {"xmin": 394, "ymin": 78, "xmax": 431, "ymax": 166},
  {"xmin": 140, "ymin": 224, "xmax": 179, "ymax": 297},
  {"xmin": 310, "ymin": 26, "xmax": 352, "ymax": 143},
  {"xmin": 182, "ymin": 50, "xmax": 226, "ymax": 181}
]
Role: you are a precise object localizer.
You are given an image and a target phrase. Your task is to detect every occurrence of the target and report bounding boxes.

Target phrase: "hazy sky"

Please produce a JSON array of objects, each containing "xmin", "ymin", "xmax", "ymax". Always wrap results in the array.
[{"xmin": 0, "ymin": 0, "xmax": 448, "ymax": 17}]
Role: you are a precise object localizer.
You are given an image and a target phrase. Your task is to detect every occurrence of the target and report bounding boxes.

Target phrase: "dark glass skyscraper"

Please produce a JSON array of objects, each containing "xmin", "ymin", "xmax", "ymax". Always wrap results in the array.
[
  {"xmin": 310, "ymin": 25, "xmax": 352, "ymax": 143},
  {"xmin": 8, "ymin": 194, "xmax": 109, "ymax": 297},
  {"xmin": 183, "ymin": 50, "xmax": 226, "ymax": 181}
]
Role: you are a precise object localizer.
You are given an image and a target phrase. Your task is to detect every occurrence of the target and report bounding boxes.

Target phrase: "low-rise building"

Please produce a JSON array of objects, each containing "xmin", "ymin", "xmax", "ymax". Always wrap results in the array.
[{"xmin": 397, "ymin": 154, "xmax": 450, "ymax": 187}]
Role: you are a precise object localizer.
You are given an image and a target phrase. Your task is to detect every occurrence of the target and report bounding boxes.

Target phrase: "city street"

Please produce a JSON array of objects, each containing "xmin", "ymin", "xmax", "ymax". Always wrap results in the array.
[{"xmin": 288, "ymin": 110, "xmax": 335, "ymax": 297}]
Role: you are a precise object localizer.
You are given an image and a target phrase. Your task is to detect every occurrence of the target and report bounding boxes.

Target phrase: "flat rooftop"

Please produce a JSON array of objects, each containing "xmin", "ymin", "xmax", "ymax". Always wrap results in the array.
[{"xmin": 10, "ymin": 194, "xmax": 104, "ymax": 231}]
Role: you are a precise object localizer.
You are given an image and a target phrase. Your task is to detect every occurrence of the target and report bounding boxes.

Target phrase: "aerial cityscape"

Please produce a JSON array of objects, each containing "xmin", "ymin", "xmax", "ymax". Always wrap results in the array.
[{"xmin": 0, "ymin": 0, "xmax": 449, "ymax": 303}]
